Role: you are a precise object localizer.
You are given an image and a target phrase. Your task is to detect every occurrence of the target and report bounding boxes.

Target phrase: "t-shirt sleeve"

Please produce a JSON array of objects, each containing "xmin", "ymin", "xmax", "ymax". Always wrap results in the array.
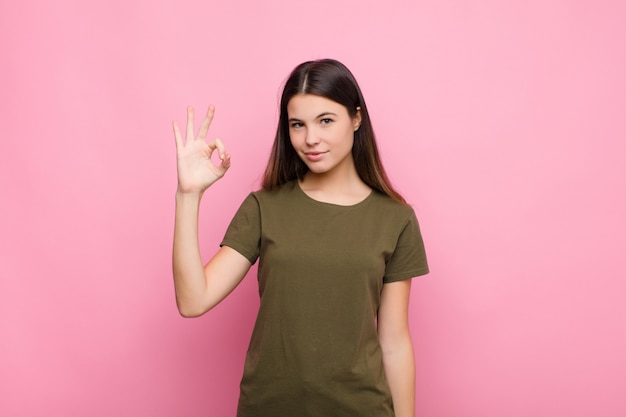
[
  {"xmin": 383, "ymin": 210, "xmax": 429, "ymax": 283},
  {"xmin": 220, "ymin": 193, "xmax": 261, "ymax": 264}
]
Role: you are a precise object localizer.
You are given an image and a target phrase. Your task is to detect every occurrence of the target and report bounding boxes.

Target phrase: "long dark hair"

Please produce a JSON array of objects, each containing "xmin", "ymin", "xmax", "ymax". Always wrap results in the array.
[{"xmin": 262, "ymin": 59, "xmax": 406, "ymax": 204}]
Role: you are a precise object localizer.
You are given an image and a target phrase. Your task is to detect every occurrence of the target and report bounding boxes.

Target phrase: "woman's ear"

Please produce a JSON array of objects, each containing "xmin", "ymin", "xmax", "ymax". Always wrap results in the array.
[{"xmin": 354, "ymin": 107, "xmax": 362, "ymax": 131}]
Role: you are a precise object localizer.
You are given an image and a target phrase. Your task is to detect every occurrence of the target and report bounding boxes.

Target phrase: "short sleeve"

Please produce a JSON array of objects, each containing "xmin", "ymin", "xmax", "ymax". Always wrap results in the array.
[
  {"xmin": 220, "ymin": 193, "xmax": 261, "ymax": 264},
  {"xmin": 383, "ymin": 210, "xmax": 429, "ymax": 283}
]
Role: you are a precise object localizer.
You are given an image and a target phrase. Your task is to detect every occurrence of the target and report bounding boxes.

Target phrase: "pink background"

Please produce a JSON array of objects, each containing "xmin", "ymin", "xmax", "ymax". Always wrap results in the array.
[{"xmin": 1, "ymin": 0, "xmax": 625, "ymax": 416}]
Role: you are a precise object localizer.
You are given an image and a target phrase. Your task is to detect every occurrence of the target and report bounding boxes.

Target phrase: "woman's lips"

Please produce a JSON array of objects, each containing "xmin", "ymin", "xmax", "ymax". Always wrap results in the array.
[{"xmin": 304, "ymin": 151, "xmax": 327, "ymax": 162}]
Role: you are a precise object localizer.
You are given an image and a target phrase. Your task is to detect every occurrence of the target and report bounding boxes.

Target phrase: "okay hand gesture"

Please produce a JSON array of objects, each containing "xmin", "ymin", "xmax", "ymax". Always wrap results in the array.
[{"xmin": 173, "ymin": 106, "xmax": 231, "ymax": 194}]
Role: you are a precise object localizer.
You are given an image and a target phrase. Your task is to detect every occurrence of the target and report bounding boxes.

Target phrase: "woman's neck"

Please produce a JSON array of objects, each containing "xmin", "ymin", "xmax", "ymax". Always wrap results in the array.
[{"xmin": 299, "ymin": 169, "xmax": 372, "ymax": 206}]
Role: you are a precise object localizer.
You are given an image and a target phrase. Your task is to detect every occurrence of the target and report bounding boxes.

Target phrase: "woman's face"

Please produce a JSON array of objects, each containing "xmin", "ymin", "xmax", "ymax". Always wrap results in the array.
[{"xmin": 287, "ymin": 94, "xmax": 361, "ymax": 177}]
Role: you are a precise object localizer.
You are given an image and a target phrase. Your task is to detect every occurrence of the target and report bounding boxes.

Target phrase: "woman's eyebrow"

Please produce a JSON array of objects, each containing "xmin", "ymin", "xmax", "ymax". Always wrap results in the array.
[{"xmin": 288, "ymin": 112, "xmax": 337, "ymax": 122}]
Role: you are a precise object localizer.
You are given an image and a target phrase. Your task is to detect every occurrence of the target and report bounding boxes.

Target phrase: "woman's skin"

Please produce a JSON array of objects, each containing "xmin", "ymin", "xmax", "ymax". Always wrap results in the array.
[
  {"xmin": 172, "ymin": 100, "xmax": 416, "ymax": 417},
  {"xmin": 172, "ymin": 106, "xmax": 251, "ymax": 317},
  {"xmin": 287, "ymin": 94, "xmax": 367, "ymax": 203}
]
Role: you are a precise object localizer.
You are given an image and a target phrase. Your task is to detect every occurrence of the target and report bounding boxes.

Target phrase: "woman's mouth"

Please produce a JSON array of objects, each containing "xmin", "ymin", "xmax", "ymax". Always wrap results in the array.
[{"xmin": 304, "ymin": 151, "xmax": 327, "ymax": 162}]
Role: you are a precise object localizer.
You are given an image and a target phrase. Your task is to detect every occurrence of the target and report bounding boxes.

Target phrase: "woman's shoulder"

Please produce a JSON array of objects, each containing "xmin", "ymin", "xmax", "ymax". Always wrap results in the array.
[
  {"xmin": 249, "ymin": 180, "xmax": 299, "ymax": 204},
  {"xmin": 369, "ymin": 190, "xmax": 416, "ymax": 217},
  {"xmin": 253, "ymin": 180, "xmax": 297, "ymax": 196}
]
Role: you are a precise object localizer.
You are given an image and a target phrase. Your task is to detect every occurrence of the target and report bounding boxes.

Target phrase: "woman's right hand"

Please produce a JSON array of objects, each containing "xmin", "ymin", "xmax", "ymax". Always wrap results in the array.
[{"xmin": 173, "ymin": 106, "xmax": 231, "ymax": 194}]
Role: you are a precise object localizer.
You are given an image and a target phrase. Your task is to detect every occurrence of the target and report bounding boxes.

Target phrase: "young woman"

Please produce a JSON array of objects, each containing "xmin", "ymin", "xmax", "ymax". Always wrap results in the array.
[{"xmin": 172, "ymin": 59, "xmax": 428, "ymax": 417}]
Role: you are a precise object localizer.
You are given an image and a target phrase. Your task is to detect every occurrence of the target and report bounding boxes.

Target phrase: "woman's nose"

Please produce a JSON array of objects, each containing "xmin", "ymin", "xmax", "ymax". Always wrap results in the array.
[{"xmin": 304, "ymin": 128, "xmax": 320, "ymax": 146}]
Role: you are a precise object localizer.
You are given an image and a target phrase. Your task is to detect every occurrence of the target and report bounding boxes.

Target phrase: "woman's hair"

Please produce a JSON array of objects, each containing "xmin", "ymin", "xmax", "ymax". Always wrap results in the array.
[{"xmin": 262, "ymin": 58, "xmax": 406, "ymax": 204}]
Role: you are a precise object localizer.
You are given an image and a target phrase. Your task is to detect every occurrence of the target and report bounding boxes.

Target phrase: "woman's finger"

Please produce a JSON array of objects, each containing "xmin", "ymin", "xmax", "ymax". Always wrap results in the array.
[
  {"xmin": 196, "ymin": 105, "xmax": 215, "ymax": 140},
  {"xmin": 173, "ymin": 121, "xmax": 183, "ymax": 149},
  {"xmin": 222, "ymin": 153, "xmax": 231, "ymax": 170},
  {"xmin": 214, "ymin": 138, "xmax": 226, "ymax": 159},
  {"xmin": 186, "ymin": 106, "xmax": 195, "ymax": 142},
  {"xmin": 213, "ymin": 153, "xmax": 231, "ymax": 178},
  {"xmin": 207, "ymin": 138, "xmax": 226, "ymax": 158}
]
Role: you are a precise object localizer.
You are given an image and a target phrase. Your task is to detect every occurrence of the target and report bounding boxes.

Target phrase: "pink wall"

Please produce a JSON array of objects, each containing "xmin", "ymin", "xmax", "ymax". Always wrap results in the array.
[{"xmin": 1, "ymin": 0, "xmax": 625, "ymax": 416}]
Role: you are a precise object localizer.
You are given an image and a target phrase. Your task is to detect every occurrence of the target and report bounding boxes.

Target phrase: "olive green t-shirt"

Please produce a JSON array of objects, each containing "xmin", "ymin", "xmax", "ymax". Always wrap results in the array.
[{"xmin": 221, "ymin": 181, "xmax": 429, "ymax": 417}]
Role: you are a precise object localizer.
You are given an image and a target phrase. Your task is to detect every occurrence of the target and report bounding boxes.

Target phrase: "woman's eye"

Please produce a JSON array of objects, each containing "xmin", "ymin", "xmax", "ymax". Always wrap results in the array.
[
  {"xmin": 290, "ymin": 122, "xmax": 303, "ymax": 129},
  {"xmin": 320, "ymin": 118, "xmax": 333, "ymax": 125}
]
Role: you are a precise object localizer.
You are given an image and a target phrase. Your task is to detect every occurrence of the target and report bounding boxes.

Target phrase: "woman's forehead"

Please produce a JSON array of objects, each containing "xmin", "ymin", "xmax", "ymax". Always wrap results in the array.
[{"xmin": 287, "ymin": 94, "xmax": 347, "ymax": 118}]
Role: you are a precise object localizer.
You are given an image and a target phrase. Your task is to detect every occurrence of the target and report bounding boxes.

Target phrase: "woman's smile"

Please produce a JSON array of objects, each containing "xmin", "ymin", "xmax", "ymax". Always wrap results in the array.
[{"xmin": 304, "ymin": 151, "xmax": 328, "ymax": 162}]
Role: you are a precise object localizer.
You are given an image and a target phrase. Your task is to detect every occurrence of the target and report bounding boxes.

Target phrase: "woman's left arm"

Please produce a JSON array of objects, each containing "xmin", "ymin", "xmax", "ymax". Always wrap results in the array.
[{"xmin": 378, "ymin": 279, "xmax": 415, "ymax": 417}]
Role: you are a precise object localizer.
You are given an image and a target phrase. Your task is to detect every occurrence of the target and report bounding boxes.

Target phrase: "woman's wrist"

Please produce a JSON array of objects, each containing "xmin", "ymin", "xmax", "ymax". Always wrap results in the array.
[{"xmin": 175, "ymin": 188, "xmax": 204, "ymax": 205}]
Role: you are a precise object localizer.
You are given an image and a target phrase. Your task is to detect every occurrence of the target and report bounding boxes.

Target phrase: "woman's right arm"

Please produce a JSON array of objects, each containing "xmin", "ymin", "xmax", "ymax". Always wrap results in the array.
[{"xmin": 172, "ymin": 106, "xmax": 252, "ymax": 318}]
